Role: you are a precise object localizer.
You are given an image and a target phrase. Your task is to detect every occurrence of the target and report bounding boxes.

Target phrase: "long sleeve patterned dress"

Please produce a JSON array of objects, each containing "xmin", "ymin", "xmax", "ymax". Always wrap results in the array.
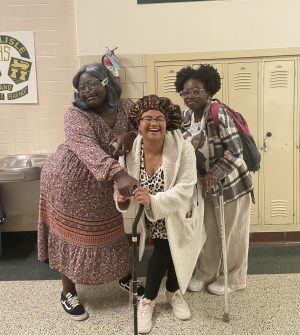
[{"xmin": 38, "ymin": 99, "xmax": 133, "ymax": 285}]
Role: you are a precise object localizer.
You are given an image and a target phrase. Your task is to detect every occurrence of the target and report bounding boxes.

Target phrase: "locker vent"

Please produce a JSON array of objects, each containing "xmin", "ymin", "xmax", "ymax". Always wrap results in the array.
[
  {"xmin": 233, "ymin": 72, "xmax": 252, "ymax": 90},
  {"xmin": 270, "ymin": 200, "xmax": 288, "ymax": 217},
  {"xmin": 163, "ymin": 74, "xmax": 177, "ymax": 93},
  {"xmin": 269, "ymin": 70, "xmax": 289, "ymax": 88}
]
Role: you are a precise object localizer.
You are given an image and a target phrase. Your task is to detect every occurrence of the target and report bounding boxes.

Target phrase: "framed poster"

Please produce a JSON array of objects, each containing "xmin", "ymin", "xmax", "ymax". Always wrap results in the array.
[{"xmin": 0, "ymin": 31, "xmax": 37, "ymax": 104}]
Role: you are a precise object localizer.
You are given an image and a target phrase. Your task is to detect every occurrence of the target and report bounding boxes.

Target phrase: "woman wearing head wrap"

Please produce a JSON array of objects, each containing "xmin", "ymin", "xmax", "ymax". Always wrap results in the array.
[
  {"xmin": 115, "ymin": 95, "xmax": 206, "ymax": 334},
  {"xmin": 38, "ymin": 63, "xmax": 141, "ymax": 320}
]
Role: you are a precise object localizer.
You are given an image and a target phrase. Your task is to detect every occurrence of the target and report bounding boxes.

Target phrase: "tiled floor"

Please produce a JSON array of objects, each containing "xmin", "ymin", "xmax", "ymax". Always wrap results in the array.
[
  {"xmin": 1, "ymin": 232, "xmax": 300, "ymax": 335},
  {"xmin": 1, "ymin": 274, "xmax": 300, "ymax": 335}
]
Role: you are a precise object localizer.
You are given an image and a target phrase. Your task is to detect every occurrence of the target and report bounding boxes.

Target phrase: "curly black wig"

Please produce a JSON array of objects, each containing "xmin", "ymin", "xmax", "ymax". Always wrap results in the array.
[
  {"xmin": 129, "ymin": 95, "xmax": 182, "ymax": 131},
  {"xmin": 175, "ymin": 64, "xmax": 221, "ymax": 97}
]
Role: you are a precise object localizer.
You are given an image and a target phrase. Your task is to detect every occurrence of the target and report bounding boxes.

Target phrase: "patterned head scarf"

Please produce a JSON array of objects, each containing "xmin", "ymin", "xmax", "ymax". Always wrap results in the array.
[{"xmin": 129, "ymin": 95, "xmax": 182, "ymax": 131}]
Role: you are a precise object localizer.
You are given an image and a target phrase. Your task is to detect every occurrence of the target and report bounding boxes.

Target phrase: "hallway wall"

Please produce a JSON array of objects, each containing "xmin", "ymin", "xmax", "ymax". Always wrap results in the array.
[
  {"xmin": 75, "ymin": 0, "xmax": 300, "ymax": 55},
  {"xmin": 0, "ymin": 0, "xmax": 79, "ymax": 157}
]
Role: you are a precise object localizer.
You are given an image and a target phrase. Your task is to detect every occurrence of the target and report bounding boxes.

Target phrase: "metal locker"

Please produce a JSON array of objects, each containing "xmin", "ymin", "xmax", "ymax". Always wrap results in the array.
[
  {"xmin": 263, "ymin": 60, "xmax": 295, "ymax": 226},
  {"xmin": 155, "ymin": 63, "xmax": 188, "ymax": 109},
  {"xmin": 227, "ymin": 61, "xmax": 260, "ymax": 226}
]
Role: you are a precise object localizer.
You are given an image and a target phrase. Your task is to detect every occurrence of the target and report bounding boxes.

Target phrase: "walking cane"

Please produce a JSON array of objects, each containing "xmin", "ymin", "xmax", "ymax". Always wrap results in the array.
[
  {"xmin": 217, "ymin": 181, "xmax": 230, "ymax": 323},
  {"xmin": 131, "ymin": 204, "xmax": 144, "ymax": 335}
]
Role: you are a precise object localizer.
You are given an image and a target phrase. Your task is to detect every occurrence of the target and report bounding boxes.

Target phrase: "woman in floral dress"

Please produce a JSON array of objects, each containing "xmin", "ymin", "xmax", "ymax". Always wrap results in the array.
[{"xmin": 38, "ymin": 63, "xmax": 139, "ymax": 321}]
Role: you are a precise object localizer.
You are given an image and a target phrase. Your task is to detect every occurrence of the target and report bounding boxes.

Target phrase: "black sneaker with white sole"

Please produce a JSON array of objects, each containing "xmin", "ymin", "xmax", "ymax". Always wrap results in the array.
[
  {"xmin": 60, "ymin": 292, "xmax": 88, "ymax": 321},
  {"xmin": 119, "ymin": 273, "xmax": 145, "ymax": 297}
]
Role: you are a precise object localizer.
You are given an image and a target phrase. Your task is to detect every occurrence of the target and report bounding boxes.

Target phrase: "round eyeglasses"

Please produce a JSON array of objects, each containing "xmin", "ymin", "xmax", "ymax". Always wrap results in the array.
[
  {"xmin": 77, "ymin": 77, "xmax": 109, "ymax": 95},
  {"xmin": 179, "ymin": 87, "xmax": 206, "ymax": 98},
  {"xmin": 140, "ymin": 116, "xmax": 166, "ymax": 124}
]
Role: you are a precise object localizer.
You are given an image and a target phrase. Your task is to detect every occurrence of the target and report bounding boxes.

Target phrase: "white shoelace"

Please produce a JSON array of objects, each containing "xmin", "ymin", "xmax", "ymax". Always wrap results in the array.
[
  {"xmin": 66, "ymin": 294, "xmax": 80, "ymax": 308},
  {"xmin": 171, "ymin": 291, "xmax": 184, "ymax": 304},
  {"xmin": 139, "ymin": 299, "xmax": 154, "ymax": 317}
]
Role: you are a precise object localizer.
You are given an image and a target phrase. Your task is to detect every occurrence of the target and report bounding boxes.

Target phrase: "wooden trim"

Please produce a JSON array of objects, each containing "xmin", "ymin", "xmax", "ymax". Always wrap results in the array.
[
  {"xmin": 147, "ymin": 48, "xmax": 300, "ymax": 63},
  {"xmin": 251, "ymin": 232, "xmax": 300, "ymax": 244},
  {"xmin": 127, "ymin": 232, "xmax": 300, "ymax": 245}
]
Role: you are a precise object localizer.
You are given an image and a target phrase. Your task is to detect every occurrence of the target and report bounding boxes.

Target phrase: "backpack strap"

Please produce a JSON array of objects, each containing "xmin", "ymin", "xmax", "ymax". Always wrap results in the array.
[
  {"xmin": 210, "ymin": 100, "xmax": 250, "ymax": 134},
  {"xmin": 210, "ymin": 101, "xmax": 223, "ymax": 130}
]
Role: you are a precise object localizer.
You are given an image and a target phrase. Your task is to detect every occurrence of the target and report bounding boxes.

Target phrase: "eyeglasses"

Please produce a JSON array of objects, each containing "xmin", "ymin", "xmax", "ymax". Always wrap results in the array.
[
  {"xmin": 140, "ymin": 116, "xmax": 166, "ymax": 124},
  {"xmin": 179, "ymin": 87, "xmax": 206, "ymax": 98},
  {"xmin": 77, "ymin": 77, "xmax": 108, "ymax": 95}
]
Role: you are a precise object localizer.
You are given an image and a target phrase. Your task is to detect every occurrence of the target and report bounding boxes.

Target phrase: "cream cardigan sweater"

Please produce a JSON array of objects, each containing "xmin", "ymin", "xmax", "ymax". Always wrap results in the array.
[{"xmin": 115, "ymin": 129, "xmax": 206, "ymax": 294}]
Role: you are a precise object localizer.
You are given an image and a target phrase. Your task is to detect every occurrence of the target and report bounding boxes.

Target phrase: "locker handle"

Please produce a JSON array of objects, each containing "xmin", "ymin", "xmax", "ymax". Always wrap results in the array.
[{"xmin": 263, "ymin": 132, "xmax": 272, "ymax": 152}]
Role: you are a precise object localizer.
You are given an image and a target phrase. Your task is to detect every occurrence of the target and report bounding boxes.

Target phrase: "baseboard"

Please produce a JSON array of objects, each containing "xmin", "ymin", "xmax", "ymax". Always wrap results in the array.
[{"xmin": 127, "ymin": 232, "xmax": 300, "ymax": 246}]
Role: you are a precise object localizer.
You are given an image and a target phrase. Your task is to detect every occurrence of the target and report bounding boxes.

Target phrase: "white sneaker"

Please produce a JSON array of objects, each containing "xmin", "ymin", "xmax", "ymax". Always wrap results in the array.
[
  {"xmin": 138, "ymin": 297, "xmax": 155, "ymax": 334},
  {"xmin": 188, "ymin": 278, "xmax": 205, "ymax": 292},
  {"xmin": 208, "ymin": 281, "xmax": 246, "ymax": 296},
  {"xmin": 165, "ymin": 289, "xmax": 191, "ymax": 320}
]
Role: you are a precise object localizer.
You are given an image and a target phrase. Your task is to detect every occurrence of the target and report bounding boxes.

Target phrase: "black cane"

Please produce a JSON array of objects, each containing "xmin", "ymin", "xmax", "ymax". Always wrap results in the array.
[{"xmin": 132, "ymin": 204, "xmax": 144, "ymax": 335}]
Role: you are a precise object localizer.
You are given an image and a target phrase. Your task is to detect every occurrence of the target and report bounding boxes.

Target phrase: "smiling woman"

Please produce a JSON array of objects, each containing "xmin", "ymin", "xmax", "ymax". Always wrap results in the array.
[{"xmin": 115, "ymin": 95, "xmax": 206, "ymax": 333}]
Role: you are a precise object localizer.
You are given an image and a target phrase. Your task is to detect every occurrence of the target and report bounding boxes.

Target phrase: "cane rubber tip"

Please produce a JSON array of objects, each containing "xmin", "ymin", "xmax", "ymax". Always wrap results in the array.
[{"xmin": 223, "ymin": 313, "xmax": 230, "ymax": 323}]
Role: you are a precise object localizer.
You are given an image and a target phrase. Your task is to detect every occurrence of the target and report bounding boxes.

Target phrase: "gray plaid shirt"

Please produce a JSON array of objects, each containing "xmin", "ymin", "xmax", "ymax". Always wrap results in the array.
[{"xmin": 191, "ymin": 100, "xmax": 253, "ymax": 207}]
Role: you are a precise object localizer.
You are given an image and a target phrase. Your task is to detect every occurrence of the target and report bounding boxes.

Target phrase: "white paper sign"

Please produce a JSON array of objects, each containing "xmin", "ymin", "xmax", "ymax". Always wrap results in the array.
[{"xmin": 0, "ymin": 31, "xmax": 37, "ymax": 104}]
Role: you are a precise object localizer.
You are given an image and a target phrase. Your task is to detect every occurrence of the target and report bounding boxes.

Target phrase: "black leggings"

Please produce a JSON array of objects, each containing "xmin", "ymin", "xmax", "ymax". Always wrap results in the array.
[{"xmin": 144, "ymin": 239, "xmax": 179, "ymax": 300}]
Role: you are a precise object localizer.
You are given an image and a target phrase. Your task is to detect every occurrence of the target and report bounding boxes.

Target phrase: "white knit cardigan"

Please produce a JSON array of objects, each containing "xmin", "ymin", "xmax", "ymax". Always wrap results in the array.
[{"xmin": 115, "ymin": 129, "xmax": 206, "ymax": 294}]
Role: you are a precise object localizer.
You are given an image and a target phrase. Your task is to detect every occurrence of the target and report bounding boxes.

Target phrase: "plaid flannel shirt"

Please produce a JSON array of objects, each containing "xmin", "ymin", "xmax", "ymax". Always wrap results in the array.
[{"xmin": 201, "ymin": 100, "xmax": 253, "ymax": 207}]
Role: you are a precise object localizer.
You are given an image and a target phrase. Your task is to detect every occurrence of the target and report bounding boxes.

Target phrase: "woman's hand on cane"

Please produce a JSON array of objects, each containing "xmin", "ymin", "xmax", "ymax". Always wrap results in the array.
[
  {"xmin": 133, "ymin": 187, "xmax": 151, "ymax": 209},
  {"xmin": 114, "ymin": 170, "xmax": 140, "ymax": 197},
  {"xmin": 201, "ymin": 172, "xmax": 218, "ymax": 192},
  {"xmin": 110, "ymin": 131, "xmax": 136, "ymax": 156}
]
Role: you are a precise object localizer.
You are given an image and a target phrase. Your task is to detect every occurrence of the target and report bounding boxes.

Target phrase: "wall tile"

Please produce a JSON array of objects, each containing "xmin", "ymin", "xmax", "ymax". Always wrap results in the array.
[
  {"xmin": 27, "ymin": 142, "xmax": 40, "ymax": 153},
  {"xmin": 121, "ymin": 83, "xmax": 144, "ymax": 100},
  {"xmin": 0, "ymin": 132, "xmax": 14, "ymax": 143},
  {"xmin": 0, "ymin": 120, "xmax": 14, "ymax": 132},
  {"xmin": 119, "ymin": 68, "xmax": 126, "ymax": 84},
  {"xmin": 35, "ymin": 30, "xmax": 58, "ymax": 44},
  {"xmin": 0, "ymin": 0, "xmax": 79, "ymax": 157},
  {"xmin": 143, "ymin": 83, "xmax": 148, "ymax": 95},
  {"xmin": 118, "ymin": 54, "xmax": 143, "ymax": 67},
  {"xmin": 15, "ymin": 142, "xmax": 29, "ymax": 154},
  {"xmin": 125, "ymin": 67, "xmax": 147, "ymax": 83},
  {"xmin": 0, "ymin": 143, "xmax": 15, "ymax": 157}
]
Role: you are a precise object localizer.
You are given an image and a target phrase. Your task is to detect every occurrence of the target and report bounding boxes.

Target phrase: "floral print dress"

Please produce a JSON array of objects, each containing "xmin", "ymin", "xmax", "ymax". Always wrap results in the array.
[{"xmin": 38, "ymin": 99, "xmax": 134, "ymax": 285}]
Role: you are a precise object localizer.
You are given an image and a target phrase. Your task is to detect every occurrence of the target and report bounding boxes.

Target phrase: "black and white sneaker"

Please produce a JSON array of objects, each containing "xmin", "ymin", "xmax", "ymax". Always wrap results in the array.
[
  {"xmin": 60, "ymin": 292, "xmax": 89, "ymax": 321},
  {"xmin": 119, "ymin": 273, "xmax": 145, "ymax": 298}
]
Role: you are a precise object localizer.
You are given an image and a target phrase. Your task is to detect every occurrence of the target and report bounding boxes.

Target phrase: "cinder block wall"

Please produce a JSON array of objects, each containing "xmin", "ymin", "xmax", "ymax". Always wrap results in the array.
[
  {"xmin": 79, "ymin": 54, "xmax": 148, "ymax": 101},
  {"xmin": 0, "ymin": 0, "xmax": 79, "ymax": 157},
  {"xmin": 0, "ymin": 0, "xmax": 148, "ymax": 231}
]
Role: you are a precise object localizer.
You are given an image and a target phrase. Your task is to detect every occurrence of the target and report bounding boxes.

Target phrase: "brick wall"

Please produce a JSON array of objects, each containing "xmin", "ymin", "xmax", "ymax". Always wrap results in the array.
[
  {"xmin": 79, "ymin": 54, "xmax": 147, "ymax": 101},
  {"xmin": 0, "ymin": 0, "xmax": 79, "ymax": 157}
]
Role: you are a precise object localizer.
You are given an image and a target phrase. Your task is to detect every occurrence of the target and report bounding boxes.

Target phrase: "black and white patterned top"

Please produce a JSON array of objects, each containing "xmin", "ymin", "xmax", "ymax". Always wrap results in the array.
[{"xmin": 140, "ymin": 144, "xmax": 167, "ymax": 240}]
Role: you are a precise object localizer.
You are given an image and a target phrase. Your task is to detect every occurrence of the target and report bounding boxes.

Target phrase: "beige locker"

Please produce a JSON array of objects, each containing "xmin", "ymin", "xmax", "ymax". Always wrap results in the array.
[
  {"xmin": 227, "ymin": 61, "xmax": 260, "ymax": 226},
  {"xmin": 149, "ymin": 50, "xmax": 300, "ymax": 232},
  {"xmin": 297, "ymin": 59, "xmax": 300, "ymax": 228},
  {"xmin": 155, "ymin": 63, "xmax": 188, "ymax": 109},
  {"xmin": 263, "ymin": 60, "xmax": 295, "ymax": 226},
  {"xmin": 192, "ymin": 62, "xmax": 224, "ymax": 101}
]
